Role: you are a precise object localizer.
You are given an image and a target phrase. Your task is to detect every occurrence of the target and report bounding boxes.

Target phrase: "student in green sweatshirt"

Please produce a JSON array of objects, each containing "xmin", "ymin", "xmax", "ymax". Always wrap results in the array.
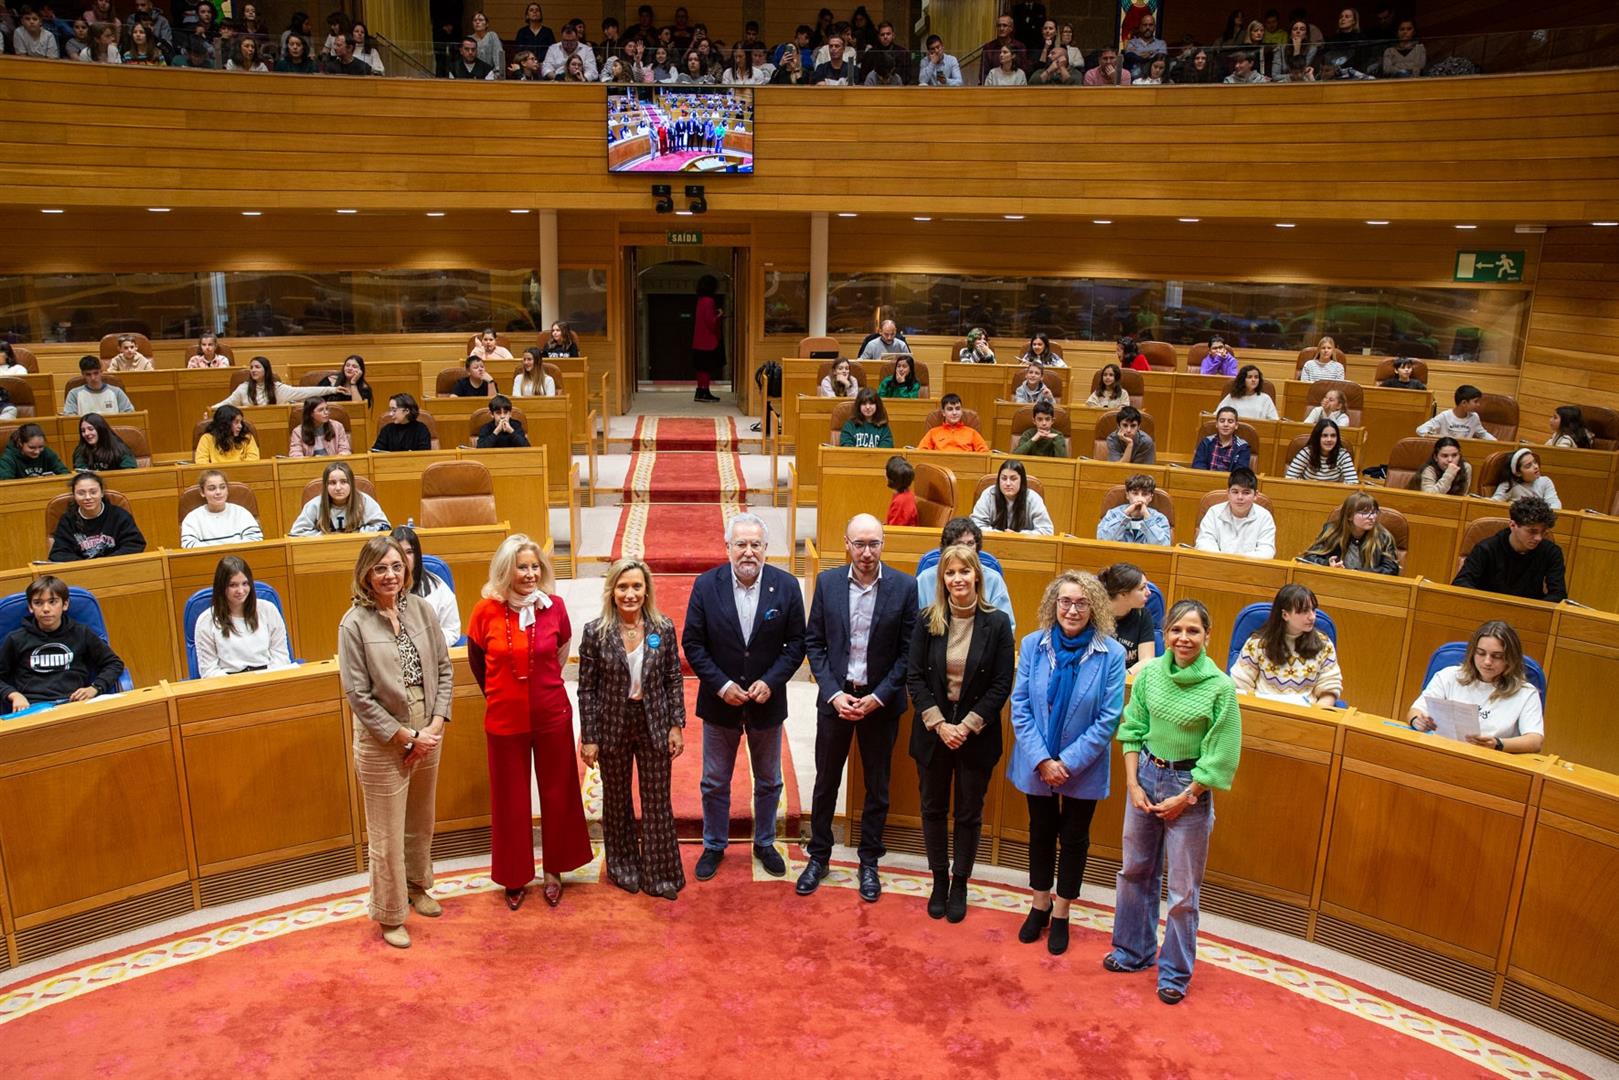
[
  {"xmin": 838, "ymin": 388, "xmax": 895, "ymax": 449},
  {"xmin": 1012, "ymin": 399, "xmax": 1070, "ymax": 457},
  {"xmin": 0, "ymin": 424, "xmax": 71, "ymax": 480},
  {"xmin": 1103, "ymin": 597, "xmax": 1241, "ymax": 1005}
]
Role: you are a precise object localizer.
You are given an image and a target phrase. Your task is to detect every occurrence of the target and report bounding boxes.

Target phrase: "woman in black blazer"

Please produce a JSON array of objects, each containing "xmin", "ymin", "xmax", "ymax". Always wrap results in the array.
[
  {"xmin": 578, "ymin": 558, "xmax": 687, "ymax": 900},
  {"xmin": 908, "ymin": 544, "xmax": 1016, "ymax": 924}
]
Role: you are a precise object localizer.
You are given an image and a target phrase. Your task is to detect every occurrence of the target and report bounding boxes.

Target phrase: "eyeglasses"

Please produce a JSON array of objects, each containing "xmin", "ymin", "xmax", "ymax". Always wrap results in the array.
[
  {"xmin": 1353, "ymin": 508, "xmax": 1380, "ymax": 519},
  {"xmin": 1056, "ymin": 598, "xmax": 1090, "ymax": 612},
  {"xmin": 847, "ymin": 539, "xmax": 883, "ymax": 551}
]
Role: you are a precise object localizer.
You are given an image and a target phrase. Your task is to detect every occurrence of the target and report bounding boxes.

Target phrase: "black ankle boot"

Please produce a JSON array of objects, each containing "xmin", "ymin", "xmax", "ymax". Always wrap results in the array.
[
  {"xmin": 1046, "ymin": 916, "xmax": 1070, "ymax": 955},
  {"xmin": 945, "ymin": 877, "xmax": 969, "ymax": 923},
  {"xmin": 927, "ymin": 873, "xmax": 948, "ymax": 919},
  {"xmin": 1018, "ymin": 906, "xmax": 1050, "ymax": 943}
]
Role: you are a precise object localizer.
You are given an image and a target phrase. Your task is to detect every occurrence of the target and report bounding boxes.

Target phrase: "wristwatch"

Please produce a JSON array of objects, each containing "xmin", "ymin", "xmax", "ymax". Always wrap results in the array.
[{"xmin": 1494, "ymin": 737, "xmax": 1504, "ymax": 751}]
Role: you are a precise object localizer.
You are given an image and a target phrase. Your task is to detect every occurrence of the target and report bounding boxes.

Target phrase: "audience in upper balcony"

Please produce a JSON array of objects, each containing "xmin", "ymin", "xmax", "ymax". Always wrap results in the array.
[
  {"xmin": 1224, "ymin": 50, "xmax": 1268, "ymax": 83},
  {"xmin": 14, "ymin": 7, "xmax": 61, "ymax": 57},
  {"xmin": 541, "ymin": 22, "xmax": 596, "ymax": 79},
  {"xmin": 979, "ymin": 14, "xmax": 1027, "ymax": 84},
  {"xmin": 1380, "ymin": 356, "xmax": 1425, "ymax": 390},
  {"xmin": 1274, "ymin": 18, "xmax": 1319, "ymax": 79},
  {"xmin": 1013, "ymin": 400, "xmax": 1069, "ymax": 458},
  {"xmin": 63, "ymin": 356, "xmax": 135, "ymax": 416},
  {"xmin": 320, "ymin": 32, "xmax": 370, "ymax": 76},
  {"xmin": 515, "ymin": 3, "xmax": 556, "ymax": 54},
  {"xmin": 1217, "ymin": 362, "xmax": 1278, "ymax": 420},
  {"xmin": 1097, "ymin": 473, "xmax": 1170, "ymax": 547},
  {"xmin": 1300, "ymin": 492, "xmax": 1399, "ymax": 574},
  {"xmin": 0, "ymin": 424, "xmax": 70, "ymax": 480},
  {"xmin": 1131, "ymin": 55, "xmax": 1168, "ymax": 84},
  {"xmin": 274, "ymin": 32, "xmax": 315, "ymax": 73},
  {"xmin": 1196, "ymin": 468, "xmax": 1276, "ymax": 559},
  {"xmin": 811, "ymin": 32, "xmax": 855, "ymax": 84},
  {"xmin": 50, "ymin": 471, "xmax": 146, "ymax": 561},
  {"xmin": 1105, "ymin": 406, "xmax": 1156, "ymax": 464},
  {"xmin": 1453, "ymin": 496, "xmax": 1565, "ymax": 603},
  {"xmin": 1286, "ymin": 418, "xmax": 1358, "ymax": 483},
  {"xmin": 1492, "ymin": 448, "xmax": 1560, "ymax": 509},
  {"xmin": 1381, "ymin": 19, "xmax": 1424, "ymax": 76},
  {"xmin": 1547, "ymin": 406, "xmax": 1594, "ymax": 450},
  {"xmin": 918, "ymin": 34, "xmax": 962, "ymax": 86},
  {"xmin": 467, "ymin": 11, "xmax": 503, "ymax": 78},
  {"xmin": 1084, "ymin": 48, "xmax": 1131, "ymax": 85},
  {"xmin": 1417, "ymin": 385, "xmax": 1495, "ymax": 440},
  {"xmin": 974, "ymin": 460, "xmax": 1054, "ymax": 536},
  {"xmin": 226, "ymin": 35, "xmax": 266, "ymax": 71},
  {"xmin": 1419, "ymin": 437, "xmax": 1472, "ymax": 495},
  {"xmin": 1171, "ymin": 47, "xmax": 1219, "ymax": 83},
  {"xmin": 1123, "ymin": 10, "xmax": 1166, "ymax": 73},
  {"xmin": 124, "ymin": 21, "xmax": 165, "ymax": 64},
  {"xmin": 984, "ymin": 44, "xmax": 1027, "ymax": 86}
]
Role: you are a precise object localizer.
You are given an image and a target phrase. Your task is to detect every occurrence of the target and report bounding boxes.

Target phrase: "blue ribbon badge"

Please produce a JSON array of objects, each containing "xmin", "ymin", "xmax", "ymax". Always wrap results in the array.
[{"xmin": 646, "ymin": 632, "xmax": 661, "ymax": 650}]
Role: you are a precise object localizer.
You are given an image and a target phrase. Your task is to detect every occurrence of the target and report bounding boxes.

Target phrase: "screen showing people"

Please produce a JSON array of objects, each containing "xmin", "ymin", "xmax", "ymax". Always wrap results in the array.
[{"xmin": 607, "ymin": 86, "xmax": 754, "ymax": 174}]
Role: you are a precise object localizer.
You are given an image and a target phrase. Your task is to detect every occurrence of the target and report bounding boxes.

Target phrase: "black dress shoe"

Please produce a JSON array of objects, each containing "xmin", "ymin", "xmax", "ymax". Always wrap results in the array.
[
  {"xmin": 1046, "ymin": 916, "xmax": 1070, "ymax": 956},
  {"xmin": 754, "ymin": 844, "xmax": 787, "ymax": 877},
  {"xmin": 795, "ymin": 859, "xmax": 829, "ymax": 895},
  {"xmin": 1018, "ymin": 906, "xmax": 1051, "ymax": 943},
  {"xmin": 857, "ymin": 864, "xmax": 881, "ymax": 903},
  {"xmin": 945, "ymin": 877, "xmax": 969, "ymax": 923},
  {"xmin": 695, "ymin": 848, "xmax": 725, "ymax": 881},
  {"xmin": 1157, "ymin": 987, "xmax": 1185, "ymax": 1005},
  {"xmin": 927, "ymin": 873, "xmax": 949, "ymax": 919}
]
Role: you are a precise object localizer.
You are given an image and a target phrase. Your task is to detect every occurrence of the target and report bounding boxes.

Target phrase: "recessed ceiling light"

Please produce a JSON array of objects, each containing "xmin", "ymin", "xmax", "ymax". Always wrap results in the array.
[
  {"xmin": 1092, "ymin": 219, "xmax": 1112, "ymax": 225},
  {"xmin": 913, "ymin": 216, "xmax": 931, "ymax": 222},
  {"xmin": 147, "ymin": 207, "xmax": 170, "ymax": 213},
  {"xmin": 425, "ymin": 211, "xmax": 446, "ymax": 217},
  {"xmin": 675, "ymin": 209, "xmax": 694, "ymax": 216},
  {"xmin": 40, "ymin": 208, "xmax": 64, "ymax": 214},
  {"xmin": 837, "ymin": 212, "xmax": 858, "ymax": 218},
  {"xmin": 509, "ymin": 208, "xmax": 531, "ymax": 214},
  {"xmin": 1274, "ymin": 223, "xmax": 1296, "ymax": 229},
  {"xmin": 240, "ymin": 210, "xmax": 262, "ymax": 217},
  {"xmin": 1003, "ymin": 214, "xmax": 1025, "ymax": 220},
  {"xmin": 336, "ymin": 209, "xmax": 358, "ymax": 215},
  {"xmin": 1365, "ymin": 220, "xmax": 1390, "ymax": 225},
  {"xmin": 1455, "ymin": 224, "xmax": 1477, "ymax": 230},
  {"xmin": 1593, "ymin": 221, "xmax": 1619, "ymax": 227},
  {"xmin": 1178, "ymin": 217, "xmax": 1199, "ymax": 223}
]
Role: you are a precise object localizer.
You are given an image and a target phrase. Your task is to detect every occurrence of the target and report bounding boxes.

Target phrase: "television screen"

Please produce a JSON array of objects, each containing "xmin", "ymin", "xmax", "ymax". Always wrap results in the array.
[{"xmin": 607, "ymin": 86, "xmax": 754, "ymax": 174}]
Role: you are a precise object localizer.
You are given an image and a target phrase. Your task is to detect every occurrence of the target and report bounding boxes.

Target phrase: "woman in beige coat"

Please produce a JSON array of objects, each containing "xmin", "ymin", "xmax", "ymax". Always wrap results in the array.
[{"xmin": 338, "ymin": 535, "xmax": 455, "ymax": 949}]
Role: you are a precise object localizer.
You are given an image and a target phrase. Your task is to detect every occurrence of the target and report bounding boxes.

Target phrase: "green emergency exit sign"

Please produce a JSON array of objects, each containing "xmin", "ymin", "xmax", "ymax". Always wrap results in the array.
[{"xmin": 1454, "ymin": 251, "xmax": 1525, "ymax": 283}]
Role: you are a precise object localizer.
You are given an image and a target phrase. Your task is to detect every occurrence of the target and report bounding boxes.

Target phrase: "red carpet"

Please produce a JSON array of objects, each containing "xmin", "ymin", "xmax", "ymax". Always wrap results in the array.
[
  {"xmin": 612, "ymin": 503, "xmax": 733, "ymax": 574},
  {"xmin": 621, "ymin": 450, "xmax": 747, "ymax": 503},
  {"xmin": 633, "ymin": 416, "xmax": 735, "ymax": 452},
  {"xmin": 0, "ymin": 851, "xmax": 1573, "ymax": 1079}
]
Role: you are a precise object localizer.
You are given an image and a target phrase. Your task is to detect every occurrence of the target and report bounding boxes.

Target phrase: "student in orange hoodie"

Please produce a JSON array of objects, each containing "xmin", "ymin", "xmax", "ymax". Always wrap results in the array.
[{"xmin": 918, "ymin": 394, "xmax": 989, "ymax": 452}]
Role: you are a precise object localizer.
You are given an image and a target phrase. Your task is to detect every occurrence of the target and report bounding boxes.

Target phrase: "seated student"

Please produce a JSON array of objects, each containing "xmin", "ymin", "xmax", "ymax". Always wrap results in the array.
[
  {"xmin": 1452, "ymin": 495, "xmax": 1566, "ymax": 603},
  {"xmin": 1408, "ymin": 619, "xmax": 1543, "ymax": 754},
  {"xmin": 1198, "ymin": 335, "xmax": 1238, "ymax": 377},
  {"xmin": 288, "ymin": 461, "xmax": 390, "ymax": 536},
  {"xmin": 876, "ymin": 355, "xmax": 923, "ymax": 398},
  {"xmin": 180, "ymin": 470, "xmax": 265, "ymax": 548},
  {"xmin": 917, "ymin": 394, "xmax": 989, "ymax": 452},
  {"xmin": 1021, "ymin": 332, "xmax": 1066, "ymax": 368},
  {"xmin": 107, "ymin": 334, "xmax": 154, "ymax": 373},
  {"xmin": 0, "ymin": 342, "xmax": 29, "ymax": 377},
  {"xmin": 0, "ymin": 424, "xmax": 71, "ymax": 480},
  {"xmin": 391, "ymin": 525, "xmax": 462, "ymax": 649},
  {"xmin": 1546, "ymin": 405, "xmax": 1595, "ymax": 450},
  {"xmin": 63, "ymin": 356, "xmax": 136, "ymax": 416},
  {"xmin": 1012, "ymin": 361, "xmax": 1056, "ymax": 405},
  {"xmin": 371, "ymin": 393, "xmax": 434, "ymax": 452},
  {"xmin": 958, "ymin": 327, "xmax": 995, "ymax": 363},
  {"xmin": 73, "ymin": 414, "xmax": 138, "ymax": 471},
  {"xmin": 1379, "ymin": 357, "xmax": 1426, "ymax": 391},
  {"xmin": 48, "ymin": 471, "xmax": 147, "ymax": 562},
  {"xmin": 1417, "ymin": 384, "xmax": 1495, "ymax": 441},
  {"xmin": 839, "ymin": 388, "xmax": 893, "ymax": 448},
  {"xmin": 1097, "ymin": 473, "xmax": 1171, "ymax": 546},
  {"xmin": 317, "ymin": 355, "xmax": 374, "ymax": 408},
  {"xmin": 193, "ymin": 555, "xmax": 293, "ymax": 678},
  {"xmin": 187, "ymin": 332, "xmax": 232, "ymax": 369},
  {"xmin": 1104, "ymin": 405, "xmax": 1156, "ymax": 464},
  {"xmin": 1298, "ymin": 337, "xmax": 1346, "ymax": 383},
  {"xmin": 469, "ymin": 328, "xmax": 513, "ymax": 363},
  {"xmin": 858, "ymin": 320, "xmax": 910, "ymax": 361},
  {"xmin": 1195, "ymin": 467, "xmax": 1275, "ymax": 559},
  {"xmin": 972, "ymin": 460, "xmax": 1055, "ymax": 536},
  {"xmin": 1300, "ymin": 492, "xmax": 1400, "ymax": 574},
  {"xmin": 0, "ymin": 576, "xmax": 126, "ymax": 713},
  {"xmin": 451, "ymin": 356, "xmax": 497, "ymax": 398},
  {"xmin": 913, "ymin": 517, "xmax": 1016, "ymax": 635},
  {"xmin": 1419, "ymin": 437, "xmax": 1472, "ymax": 495},
  {"xmin": 885, "ymin": 455, "xmax": 917, "ymax": 525},
  {"xmin": 1191, "ymin": 406, "xmax": 1252, "ymax": 471},
  {"xmin": 475, "ymin": 395, "xmax": 531, "ymax": 448},
  {"xmin": 818, "ymin": 358, "xmax": 860, "ymax": 399},
  {"xmin": 1302, "ymin": 388, "xmax": 1350, "ymax": 426},
  {"xmin": 194, "ymin": 405, "xmax": 261, "ymax": 464},
  {"xmin": 1085, "ymin": 363, "xmax": 1131, "ymax": 409},
  {"xmin": 510, "ymin": 348, "xmax": 558, "ymax": 397},
  {"xmin": 1285, "ymin": 418, "xmax": 1358, "ymax": 483},
  {"xmin": 1491, "ymin": 448, "xmax": 1561, "ymax": 509},
  {"xmin": 1099, "ymin": 562, "xmax": 1157, "ymax": 673},
  {"xmin": 214, "ymin": 356, "xmax": 332, "ymax": 409},
  {"xmin": 1012, "ymin": 400, "xmax": 1070, "ymax": 457},
  {"xmin": 1230, "ymin": 583, "xmax": 1341, "ymax": 707},
  {"xmin": 539, "ymin": 321, "xmax": 579, "ymax": 358},
  {"xmin": 1116, "ymin": 336, "xmax": 1150, "ymax": 373},
  {"xmin": 288, "ymin": 399, "xmax": 351, "ymax": 457},
  {"xmin": 1216, "ymin": 364, "xmax": 1279, "ymax": 421}
]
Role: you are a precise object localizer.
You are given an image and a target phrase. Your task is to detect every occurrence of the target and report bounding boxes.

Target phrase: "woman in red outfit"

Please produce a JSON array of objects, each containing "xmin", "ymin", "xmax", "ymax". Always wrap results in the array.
[
  {"xmin": 691, "ymin": 273, "xmax": 724, "ymax": 402},
  {"xmin": 467, "ymin": 534, "xmax": 593, "ymax": 910}
]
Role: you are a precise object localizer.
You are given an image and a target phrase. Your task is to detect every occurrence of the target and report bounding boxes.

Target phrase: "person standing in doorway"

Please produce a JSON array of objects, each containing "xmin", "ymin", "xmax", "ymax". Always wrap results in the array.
[{"xmin": 692, "ymin": 274, "xmax": 724, "ymax": 402}]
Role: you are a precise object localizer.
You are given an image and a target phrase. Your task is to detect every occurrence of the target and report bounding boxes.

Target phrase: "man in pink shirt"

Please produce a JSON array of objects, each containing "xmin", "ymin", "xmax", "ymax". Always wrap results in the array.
[{"xmin": 1084, "ymin": 48, "xmax": 1132, "ymax": 85}]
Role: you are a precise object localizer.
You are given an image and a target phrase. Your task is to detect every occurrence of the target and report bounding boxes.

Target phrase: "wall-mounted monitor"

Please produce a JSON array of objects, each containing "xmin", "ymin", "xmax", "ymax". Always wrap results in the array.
[{"xmin": 607, "ymin": 86, "xmax": 754, "ymax": 174}]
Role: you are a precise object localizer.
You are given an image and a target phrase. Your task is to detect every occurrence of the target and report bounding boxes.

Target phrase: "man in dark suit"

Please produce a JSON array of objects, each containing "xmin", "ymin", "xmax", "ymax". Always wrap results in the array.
[
  {"xmin": 682, "ymin": 512, "xmax": 806, "ymax": 881},
  {"xmin": 799, "ymin": 513, "xmax": 916, "ymax": 902}
]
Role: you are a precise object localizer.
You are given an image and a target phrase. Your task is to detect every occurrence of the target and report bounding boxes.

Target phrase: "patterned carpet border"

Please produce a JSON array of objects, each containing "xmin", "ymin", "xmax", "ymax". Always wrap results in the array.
[{"xmin": 0, "ymin": 854, "xmax": 1586, "ymax": 1080}]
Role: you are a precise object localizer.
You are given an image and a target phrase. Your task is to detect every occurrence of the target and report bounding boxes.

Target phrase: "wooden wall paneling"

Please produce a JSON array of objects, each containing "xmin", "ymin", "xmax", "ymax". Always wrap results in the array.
[
  {"xmin": 1397, "ymin": 581, "xmax": 1558, "ymax": 726},
  {"xmin": 287, "ymin": 533, "xmax": 387, "ymax": 662},
  {"xmin": 0, "ymin": 690, "xmax": 190, "ymax": 930},
  {"xmin": 435, "ymin": 653, "xmax": 495, "ymax": 832},
  {"xmin": 1014, "ymin": 456, "xmax": 1080, "ymax": 536},
  {"xmin": 172, "ymin": 664, "xmax": 355, "ymax": 876},
  {"xmin": 111, "ymin": 371, "xmax": 189, "ymax": 456},
  {"xmin": 1540, "ymin": 607, "xmax": 1619, "ymax": 774},
  {"xmin": 99, "ymin": 463, "xmax": 186, "ymax": 554},
  {"xmin": 0, "ymin": 472, "xmax": 78, "ymax": 570},
  {"xmin": 1291, "ymin": 566, "xmax": 1417, "ymax": 720},
  {"xmin": 165, "ymin": 541, "xmax": 298, "ymax": 676},
  {"xmin": 43, "ymin": 552, "xmax": 175, "ymax": 689},
  {"xmin": 815, "ymin": 446, "xmax": 913, "ymax": 555},
  {"xmin": 1164, "ymin": 373, "xmax": 1230, "ymax": 457},
  {"xmin": 457, "ymin": 446, "xmax": 551, "ymax": 547},
  {"xmin": 942, "ymin": 361, "xmax": 1017, "ymax": 430},
  {"xmin": 1519, "ymin": 228, "xmax": 1619, "ymax": 423},
  {"xmin": 367, "ymin": 449, "xmax": 460, "ymax": 527},
  {"xmin": 1565, "ymin": 512, "xmax": 1619, "ymax": 609},
  {"xmin": 1170, "ymin": 550, "xmax": 1294, "ymax": 667},
  {"xmin": 979, "ymin": 533, "xmax": 1064, "ymax": 642}
]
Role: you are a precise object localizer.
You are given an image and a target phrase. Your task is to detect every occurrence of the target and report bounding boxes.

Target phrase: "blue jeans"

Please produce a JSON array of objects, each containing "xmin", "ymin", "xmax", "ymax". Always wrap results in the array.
[
  {"xmin": 700, "ymin": 722, "xmax": 784, "ymax": 852},
  {"xmin": 1107, "ymin": 755, "xmax": 1215, "ymax": 994}
]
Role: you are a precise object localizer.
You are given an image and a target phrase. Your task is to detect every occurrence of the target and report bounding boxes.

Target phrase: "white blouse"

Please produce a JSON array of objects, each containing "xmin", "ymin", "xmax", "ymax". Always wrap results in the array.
[
  {"xmin": 626, "ymin": 641, "xmax": 645, "ymax": 700},
  {"xmin": 194, "ymin": 604, "xmax": 292, "ymax": 677},
  {"xmin": 1217, "ymin": 393, "xmax": 1280, "ymax": 421}
]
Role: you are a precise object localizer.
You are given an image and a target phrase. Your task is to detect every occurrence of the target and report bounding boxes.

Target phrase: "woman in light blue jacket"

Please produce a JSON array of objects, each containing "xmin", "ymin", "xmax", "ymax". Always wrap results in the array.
[{"xmin": 1007, "ymin": 569, "xmax": 1125, "ymax": 956}]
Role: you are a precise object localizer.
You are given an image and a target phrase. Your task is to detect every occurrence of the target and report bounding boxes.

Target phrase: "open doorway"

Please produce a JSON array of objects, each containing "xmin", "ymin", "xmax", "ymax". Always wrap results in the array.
[{"xmin": 628, "ymin": 247, "xmax": 740, "ymax": 389}]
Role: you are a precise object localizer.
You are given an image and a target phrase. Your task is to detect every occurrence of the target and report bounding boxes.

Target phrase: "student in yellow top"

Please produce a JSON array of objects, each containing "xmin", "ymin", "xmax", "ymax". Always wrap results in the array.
[
  {"xmin": 917, "ymin": 393, "xmax": 989, "ymax": 452},
  {"xmin": 194, "ymin": 405, "xmax": 261, "ymax": 464}
]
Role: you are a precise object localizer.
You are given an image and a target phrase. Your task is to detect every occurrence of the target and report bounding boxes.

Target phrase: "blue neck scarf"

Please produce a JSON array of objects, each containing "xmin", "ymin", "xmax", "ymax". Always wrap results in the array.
[{"xmin": 1045, "ymin": 626, "xmax": 1094, "ymax": 756}]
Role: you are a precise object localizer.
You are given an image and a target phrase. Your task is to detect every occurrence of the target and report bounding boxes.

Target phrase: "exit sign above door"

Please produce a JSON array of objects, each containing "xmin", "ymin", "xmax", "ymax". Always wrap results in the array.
[
  {"xmin": 1454, "ymin": 251, "xmax": 1525, "ymax": 282},
  {"xmin": 667, "ymin": 231, "xmax": 703, "ymax": 245}
]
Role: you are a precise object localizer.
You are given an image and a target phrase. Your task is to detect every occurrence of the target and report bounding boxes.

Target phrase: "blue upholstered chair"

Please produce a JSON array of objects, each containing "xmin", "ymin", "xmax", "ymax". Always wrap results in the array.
[{"xmin": 182, "ymin": 581, "xmax": 293, "ymax": 679}]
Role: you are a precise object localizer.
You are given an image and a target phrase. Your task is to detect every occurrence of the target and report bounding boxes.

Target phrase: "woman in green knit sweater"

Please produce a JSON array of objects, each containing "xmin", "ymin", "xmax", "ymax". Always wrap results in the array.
[{"xmin": 1103, "ymin": 598, "xmax": 1241, "ymax": 1005}]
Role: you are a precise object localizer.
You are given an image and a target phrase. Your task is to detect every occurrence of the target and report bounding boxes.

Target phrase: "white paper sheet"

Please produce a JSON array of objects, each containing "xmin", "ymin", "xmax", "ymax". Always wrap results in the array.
[{"xmin": 1424, "ymin": 696, "xmax": 1481, "ymax": 742}]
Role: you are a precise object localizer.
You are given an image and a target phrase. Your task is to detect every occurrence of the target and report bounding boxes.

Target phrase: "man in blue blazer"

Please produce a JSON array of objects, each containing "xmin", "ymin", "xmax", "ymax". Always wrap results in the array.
[
  {"xmin": 682, "ymin": 512, "xmax": 806, "ymax": 881},
  {"xmin": 799, "ymin": 513, "xmax": 917, "ymax": 902}
]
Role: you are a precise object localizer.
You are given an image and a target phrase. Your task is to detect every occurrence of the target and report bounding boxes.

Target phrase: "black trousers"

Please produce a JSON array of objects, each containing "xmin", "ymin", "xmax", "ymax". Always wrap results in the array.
[
  {"xmin": 1026, "ymin": 793, "xmax": 1098, "ymax": 900},
  {"xmin": 918, "ymin": 746, "xmax": 993, "ymax": 880},
  {"xmin": 807, "ymin": 706, "xmax": 898, "ymax": 865}
]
